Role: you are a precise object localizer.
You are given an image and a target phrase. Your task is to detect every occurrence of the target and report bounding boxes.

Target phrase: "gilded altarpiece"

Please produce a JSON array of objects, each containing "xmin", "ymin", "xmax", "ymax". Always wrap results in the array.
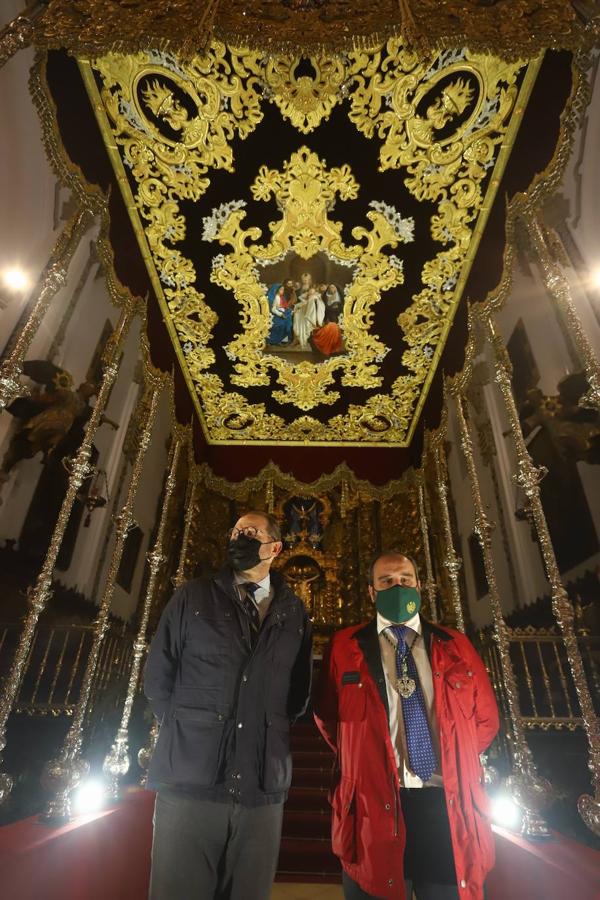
[{"xmin": 173, "ymin": 464, "xmax": 429, "ymax": 649}]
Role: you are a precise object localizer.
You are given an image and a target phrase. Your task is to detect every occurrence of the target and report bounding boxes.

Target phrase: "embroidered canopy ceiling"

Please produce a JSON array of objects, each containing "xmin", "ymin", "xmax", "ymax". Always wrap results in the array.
[
  {"xmin": 35, "ymin": 0, "xmax": 582, "ymax": 476},
  {"xmin": 76, "ymin": 41, "xmax": 539, "ymax": 447}
]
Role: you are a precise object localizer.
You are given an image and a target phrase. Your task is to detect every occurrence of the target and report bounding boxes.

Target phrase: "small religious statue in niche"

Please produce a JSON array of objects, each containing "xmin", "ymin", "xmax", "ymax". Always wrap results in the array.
[
  {"xmin": 519, "ymin": 371, "xmax": 600, "ymax": 466},
  {"xmin": 516, "ymin": 371, "xmax": 600, "ymax": 572},
  {"xmin": 262, "ymin": 252, "xmax": 351, "ymax": 362},
  {"xmin": 283, "ymin": 496, "xmax": 324, "ymax": 549},
  {"xmin": 0, "ymin": 360, "xmax": 117, "ymax": 503},
  {"xmin": 281, "ymin": 554, "xmax": 323, "ymax": 620}
]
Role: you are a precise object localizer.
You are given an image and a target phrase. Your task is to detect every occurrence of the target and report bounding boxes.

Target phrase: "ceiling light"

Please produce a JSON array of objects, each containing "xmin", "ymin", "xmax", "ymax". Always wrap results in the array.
[
  {"xmin": 72, "ymin": 777, "xmax": 106, "ymax": 816},
  {"xmin": 491, "ymin": 793, "xmax": 522, "ymax": 830},
  {"xmin": 2, "ymin": 267, "xmax": 29, "ymax": 292}
]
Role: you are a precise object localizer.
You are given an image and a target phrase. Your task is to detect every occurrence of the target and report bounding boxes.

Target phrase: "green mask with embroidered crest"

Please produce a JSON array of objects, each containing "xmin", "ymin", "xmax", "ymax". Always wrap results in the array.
[{"xmin": 375, "ymin": 584, "xmax": 421, "ymax": 622}]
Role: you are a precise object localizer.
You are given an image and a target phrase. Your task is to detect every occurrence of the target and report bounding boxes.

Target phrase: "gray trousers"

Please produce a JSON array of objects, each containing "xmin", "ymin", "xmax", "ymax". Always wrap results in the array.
[{"xmin": 149, "ymin": 790, "xmax": 284, "ymax": 900}]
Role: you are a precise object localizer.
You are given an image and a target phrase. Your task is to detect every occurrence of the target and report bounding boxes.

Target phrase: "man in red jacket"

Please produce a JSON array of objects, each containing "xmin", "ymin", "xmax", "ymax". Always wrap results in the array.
[{"xmin": 314, "ymin": 550, "xmax": 499, "ymax": 900}]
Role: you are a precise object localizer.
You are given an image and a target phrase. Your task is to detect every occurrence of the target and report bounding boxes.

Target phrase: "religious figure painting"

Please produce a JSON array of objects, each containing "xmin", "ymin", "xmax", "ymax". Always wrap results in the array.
[{"xmin": 261, "ymin": 252, "xmax": 352, "ymax": 363}]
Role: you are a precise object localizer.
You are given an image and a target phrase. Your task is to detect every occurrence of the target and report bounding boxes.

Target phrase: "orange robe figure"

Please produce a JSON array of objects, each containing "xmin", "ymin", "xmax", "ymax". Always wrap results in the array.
[{"xmin": 311, "ymin": 321, "xmax": 344, "ymax": 356}]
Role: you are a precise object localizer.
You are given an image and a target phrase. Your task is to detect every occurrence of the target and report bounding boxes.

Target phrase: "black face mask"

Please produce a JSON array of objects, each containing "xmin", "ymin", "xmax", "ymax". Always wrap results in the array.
[{"xmin": 227, "ymin": 534, "xmax": 264, "ymax": 571}]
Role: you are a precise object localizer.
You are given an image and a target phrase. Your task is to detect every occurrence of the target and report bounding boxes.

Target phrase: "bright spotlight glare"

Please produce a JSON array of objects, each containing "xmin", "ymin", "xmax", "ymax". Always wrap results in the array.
[
  {"xmin": 72, "ymin": 778, "xmax": 106, "ymax": 816},
  {"xmin": 591, "ymin": 268, "xmax": 600, "ymax": 289},
  {"xmin": 2, "ymin": 267, "xmax": 29, "ymax": 292},
  {"xmin": 491, "ymin": 794, "xmax": 521, "ymax": 829}
]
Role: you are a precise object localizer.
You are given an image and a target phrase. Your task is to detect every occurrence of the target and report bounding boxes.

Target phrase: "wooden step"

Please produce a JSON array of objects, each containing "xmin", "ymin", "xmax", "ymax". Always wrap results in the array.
[
  {"xmin": 285, "ymin": 786, "xmax": 330, "ymax": 813},
  {"xmin": 289, "ymin": 766, "xmax": 333, "ymax": 789},
  {"xmin": 282, "ymin": 809, "xmax": 331, "ymax": 840},
  {"xmin": 278, "ymin": 836, "xmax": 341, "ymax": 876},
  {"xmin": 292, "ymin": 750, "xmax": 334, "ymax": 768}
]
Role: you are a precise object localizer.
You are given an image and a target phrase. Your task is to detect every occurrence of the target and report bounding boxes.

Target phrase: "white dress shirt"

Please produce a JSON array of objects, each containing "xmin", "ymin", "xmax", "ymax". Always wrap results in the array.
[
  {"xmin": 234, "ymin": 572, "xmax": 273, "ymax": 625},
  {"xmin": 376, "ymin": 611, "xmax": 443, "ymax": 788}
]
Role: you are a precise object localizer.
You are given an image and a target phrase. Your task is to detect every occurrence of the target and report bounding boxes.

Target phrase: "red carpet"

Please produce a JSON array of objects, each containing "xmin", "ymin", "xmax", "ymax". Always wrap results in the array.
[
  {"xmin": 0, "ymin": 788, "xmax": 153, "ymax": 900},
  {"xmin": 487, "ymin": 824, "xmax": 600, "ymax": 900},
  {"xmin": 278, "ymin": 721, "xmax": 341, "ymax": 882},
  {"xmin": 1, "ymin": 721, "xmax": 599, "ymax": 899}
]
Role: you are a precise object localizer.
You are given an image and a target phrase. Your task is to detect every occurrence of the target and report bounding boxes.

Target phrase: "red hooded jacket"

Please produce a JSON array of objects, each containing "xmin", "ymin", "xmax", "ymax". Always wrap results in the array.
[{"xmin": 314, "ymin": 619, "xmax": 499, "ymax": 899}]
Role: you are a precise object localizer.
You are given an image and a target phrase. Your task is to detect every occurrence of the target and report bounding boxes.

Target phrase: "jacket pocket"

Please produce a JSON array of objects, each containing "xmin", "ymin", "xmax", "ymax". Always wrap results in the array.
[
  {"xmin": 445, "ymin": 667, "xmax": 475, "ymax": 719},
  {"xmin": 187, "ymin": 616, "xmax": 231, "ymax": 655},
  {"xmin": 338, "ymin": 681, "xmax": 367, "ymax": 722},
  {"xmin": 262, "ymin": 712, "xmax": 292, "ymax": 793},
  {"xmin": 169, "ymin": 706, "xmax": 228, "ymax": 785},
  {"xmin": 174, "ymin": 685, "xmax": 221, "ymax": 705},
  {"xmin": 331, "ymin": 776, "xmax": 357, "ymax": 863}
]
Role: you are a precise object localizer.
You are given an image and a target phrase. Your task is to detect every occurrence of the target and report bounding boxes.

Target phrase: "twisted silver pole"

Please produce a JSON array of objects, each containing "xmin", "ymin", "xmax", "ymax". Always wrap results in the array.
[
  {"xmin": 486, "ymin": 315, "xmax": 600, "ymax": 837},
  {"xmin": 417, "ymin": 480, "xmax": 438, "ymax": 621},
  {"xmin": 432, "ymin": 443, "xmax": 465, "ymax": 632},
  {"xmin": 0, "ymin": 302, "xmax": 135, "ymax": 804},
  {"xmin": 455, "ymin": 391, "xmax": 551, "ymax": 837},
  {"xmin": 40, "ymin": 378, "xmax": 162, "ymax": 820},
  {"xmin": 103, "ymin": 436, "xmax": 183, "ymax": 798}
]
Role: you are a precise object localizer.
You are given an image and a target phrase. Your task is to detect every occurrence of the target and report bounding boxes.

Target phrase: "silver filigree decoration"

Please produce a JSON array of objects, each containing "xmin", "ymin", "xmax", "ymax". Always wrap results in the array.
[
  {"xmin": 368, "ymin": 201, "xmax": 415, "ymax": 242},
  {"xmin": 202, "ymin": 200, "xmax": 246, "ymax": 241}
]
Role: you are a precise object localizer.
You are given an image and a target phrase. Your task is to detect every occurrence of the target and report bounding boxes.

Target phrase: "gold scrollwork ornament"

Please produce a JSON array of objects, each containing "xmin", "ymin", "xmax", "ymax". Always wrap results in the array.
[{"xmin": 205, "ymin": 146, "xmax": 412, "ymax": 411}]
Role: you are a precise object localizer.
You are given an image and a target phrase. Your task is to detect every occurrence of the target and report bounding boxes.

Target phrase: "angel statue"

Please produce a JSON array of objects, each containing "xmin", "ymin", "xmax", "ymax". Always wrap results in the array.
[
  {"xmin": 519, "ymin": 371, "xmax": 600, "ymax": 466},
  {"xmin": 0, "ymin": 360, "xmax": 118, "ymax": 503}
]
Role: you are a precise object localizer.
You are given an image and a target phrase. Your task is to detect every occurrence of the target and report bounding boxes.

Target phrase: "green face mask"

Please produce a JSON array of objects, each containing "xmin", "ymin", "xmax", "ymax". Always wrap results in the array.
[{"xmin": 375, "ymin": 584, "xmax": 421, "ymax": 622}]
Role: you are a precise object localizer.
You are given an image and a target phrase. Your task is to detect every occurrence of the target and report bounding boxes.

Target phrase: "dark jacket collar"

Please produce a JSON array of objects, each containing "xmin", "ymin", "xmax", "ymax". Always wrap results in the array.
[
  {"xmin": 214, "ymin": 566, "xmax": 298, "ymax": 608},
  {"xmin": 354, "ymin": 619, "xmax": 389, "ymax": 721},
  {"xmin": 421, "ymin": 618, "xmax": 453, "ymax": 645}
]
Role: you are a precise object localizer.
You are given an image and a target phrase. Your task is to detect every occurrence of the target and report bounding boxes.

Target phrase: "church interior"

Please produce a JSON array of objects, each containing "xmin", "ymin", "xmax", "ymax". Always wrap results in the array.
[{"xmin": 0, "ymin": 1, "xmax": 599, "ymax": 897}]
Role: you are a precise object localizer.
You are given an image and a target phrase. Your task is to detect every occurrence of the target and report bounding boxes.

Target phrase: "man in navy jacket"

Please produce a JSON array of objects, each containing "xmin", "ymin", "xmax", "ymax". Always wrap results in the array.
[{"xmin": 144, "ymin": 510, "xmax": 312, "ymax": 900}]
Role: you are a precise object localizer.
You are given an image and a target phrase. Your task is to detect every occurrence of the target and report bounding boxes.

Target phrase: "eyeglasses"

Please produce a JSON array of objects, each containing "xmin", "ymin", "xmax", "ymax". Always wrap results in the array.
[{"xmin": 227, "ymin": 526, "xmax": 273, "ymax": 541}]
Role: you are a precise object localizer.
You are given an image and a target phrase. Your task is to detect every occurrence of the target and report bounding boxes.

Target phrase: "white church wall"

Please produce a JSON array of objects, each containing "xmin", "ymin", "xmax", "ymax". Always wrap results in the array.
[
  {"xmin": 562, "ymin": 52, "xmax": 600, "ymax": 289},
  {"xmin": 0, "ymin": 15, "xmax": 101, "ymax": 536},
  {"xmin": 0, "ymin": 8, "xmax": 69, "ymax": 347},
  {"xmin": 0, "ymin": 242, "xmax": 105, "ymax": 543},
  {"xmin": 0, "ymin": 22, "xmax": 175, "ymax": 621}
]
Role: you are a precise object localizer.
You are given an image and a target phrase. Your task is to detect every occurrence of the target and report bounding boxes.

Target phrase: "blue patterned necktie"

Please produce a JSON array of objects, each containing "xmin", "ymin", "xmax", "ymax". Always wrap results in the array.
[
  {"xmin": 389, "ymin": 624, "xmax": 437, "ymax": 782},
  {"xmin": 242, "ymin": 582, "xmax": 260, "ymax": 644}
]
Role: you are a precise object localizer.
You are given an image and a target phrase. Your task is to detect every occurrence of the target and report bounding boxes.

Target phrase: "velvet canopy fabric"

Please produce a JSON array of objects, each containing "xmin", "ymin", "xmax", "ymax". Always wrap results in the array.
[{"xmin": 42, "ymin": 49, "xmax": 573, "ymax": 483}]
